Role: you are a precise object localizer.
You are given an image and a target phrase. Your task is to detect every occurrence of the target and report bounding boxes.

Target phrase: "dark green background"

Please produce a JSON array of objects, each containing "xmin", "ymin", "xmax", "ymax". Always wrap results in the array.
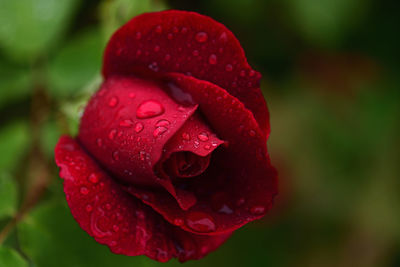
[{"xmin": 0, "ymin": 0, "xmax": 399, "ymax": 266}]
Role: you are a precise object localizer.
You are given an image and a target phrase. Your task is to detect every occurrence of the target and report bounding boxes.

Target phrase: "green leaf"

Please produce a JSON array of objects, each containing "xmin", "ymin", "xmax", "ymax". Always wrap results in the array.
[
  {"xmin": 0, "ymin": 121, "xmax": 30, "ymax": 173},
  {"xmin": 48, "ymin": 30, "xmax": 103, "ymax": 99},
  {"xmin": 0, "ymin": 61, "xmax": 32, "ymax": 109},
  {"xmin": 0, "ymin": 174, "xmax": 17, "ymax": 219},
  {"xmin": 19, "ymin": 201, "xmax": 150, "ymax": 267},
  {"xmin": 0, "ymin": 246, "xmax": 28, "ymax": 267},
  {"xmin": 0, "ymin": 0, "xmax": 79, "ymax": 62}
]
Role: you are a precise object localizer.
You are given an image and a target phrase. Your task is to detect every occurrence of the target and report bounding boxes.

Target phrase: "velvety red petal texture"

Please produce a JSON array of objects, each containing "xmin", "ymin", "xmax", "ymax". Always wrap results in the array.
[
  {"xmin": 122, "ymin": 73, "xmax": 277, "ymax": 235},
  {"xmin": 55, "ymin": 136, "xmax": 231, "ymax": 262},
  {"xmin": 55, "ymin": 9, "xmax": 277, "ymax": 262},
  {"xmin": 103, "ymin": 10, "xmax": 269, "ymax": 135}
]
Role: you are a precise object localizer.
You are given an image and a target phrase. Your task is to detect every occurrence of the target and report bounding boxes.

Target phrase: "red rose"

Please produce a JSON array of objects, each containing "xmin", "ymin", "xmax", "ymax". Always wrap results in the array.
[{"xmin": 55, "ymin": 10, "xmax": 277, "ymax": 262}]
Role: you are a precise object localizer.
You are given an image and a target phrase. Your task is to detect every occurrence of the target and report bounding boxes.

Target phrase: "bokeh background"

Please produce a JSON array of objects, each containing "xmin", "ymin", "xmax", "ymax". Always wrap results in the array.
[{"xmin": 0, "ymin": 0, "xmax": 399, "ymax": 266}]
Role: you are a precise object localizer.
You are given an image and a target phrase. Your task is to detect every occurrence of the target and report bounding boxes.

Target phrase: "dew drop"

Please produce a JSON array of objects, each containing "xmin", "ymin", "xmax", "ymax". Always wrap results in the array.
[
  {"xmin": 136, "ymin": 100, "xmax": 165, "ymax": 119},
  {"xmin": 164, "ymin": 54, "xmax": 171, "ymax": 61},
  {"xmin": 155, "ymin": 25, "xmax": 162, "ymax": 33},
  {"xmin": 129, "ymin": 92, "xmax": 136, "ymax": 98},
  {"xmin": 225, "ymin": 64, "xmax": 233, "ymax": 72},
  {"xmin": 181, "ymin": 27, "xmax": 188, "ymax": 34},
  {"xmin": 240, "ymin": 70, "xmax": 246, "ymax": 77},
  {"xmin": 153, "ymin": 127, "xmax": 168, "ymax": 138},
  {"xmin": 108, "ymin": 96, "xmax": 118, "ymax": 107},
  {"xmin": 148, "ymin": 62, "xmax": 159, "ymax": 72},
  {"xmin": 195, "ymin": 32, "xmax": 208, "ymax": 43},
  {"xmin": 219, "ymin": 32, "xmax": 228, "ymax": 42},
  {"xmin": 250, "ymin": 205, "xmax": 266, "ymax": 215},
  {"xmin": 192, "ymin": 50, "xmax": 199, "ymax": 56},
  {"xmin": 88, "ymin": 173, "xmax": 99, "ymax": 184},
  {"xmin": 135, "ymin": 122, "xmax": 144, "ymax": 133},
  {"xmin": 80, "ymin": 187, "xmax": 89, "ymax": 195},
  {"xmin": 136, "ymin": 49, "xmax": 142, "ymax": 56},
  {"xmin": 186, "ymin": 212, "xmax": 216, "ymax": 233},
  {"xmin": 167, "ymin": 33, "xmax": 173, "ymax": 40},
  {"xmin": 249, "ymin": 130, "xmax": 256, "ymax": 137},
  {"xmin": 182, "ymin": 132, "xmax": 191, "ymax": 141},
  {"xmin": 108, "ymin": 129, "xmax": 117, "ymax": 140},
  {"xmin": 105, "ymin": 203, "xmax": 112, "ymax": 210},
  {"xmin": 86, "ymin": 204, "xmax": 93, "ymax": 212},
  {"xmin": 249, "ymin": 70, "xmax": 255, "ymax": 77},
  {"xmin": 113, "ymin": 225, "xmax": 120, "ymax": 232},
  {"xmin": 154, "ymin": 45, "xmax": 160, "ymax": 52},
  {"xmin": 194, "ymin": 140, "xmax": 200, "ymax": 148},
  {"xmin": 119, "ymin": 119, "xmax": 134, "ymax": 127},
  {"xmin": 173, "ymin": 218, "xmax": 184, "ymax": 226},
  {"xmin": 112, "ymin": 151, "xmax": 119, "ymax": 161},
  {"xmin": 135, "ymin": 32, "xmax": 142, "ymax": 40},
  {"xmin": 197, "ymin": 132, "xmax": 209, "ymax": 142},
  {"xmin": 208, "ymin": 54, "xmax": 217, "ymax": 65},
  {"xmin": 204, "ymin": 144, "xmax": 211, "ymax": 150},
  {"xmin": 155, "ymin": 119, "xmax": 170, "ymax": 128}
]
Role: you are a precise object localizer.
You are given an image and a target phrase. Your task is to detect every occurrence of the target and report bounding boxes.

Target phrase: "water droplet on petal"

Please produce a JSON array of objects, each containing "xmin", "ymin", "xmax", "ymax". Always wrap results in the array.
[
  {"xmin": 181, "ymin": 27, "xmax": 188, "ymax": 34},
  {"xmin": 240, "ymin": 70, "xmax": 246, "ymax": 77},
  {"xmin": 198, "ymin": 132, "xmax": 209, "ymax": 142},
  {"xmin": 155, "ymin": 119, "xmax": 170, "ymax": 128},
  {"xmin": 225, "ymin": 64, "xmax": 233, "ymax": 72},
  {"xmin": 192, "ymin": 50, "xmax": 199, "ymax": 56},
  {"xmin": 112, "ymin": 151, "xmax": 119, "ymax": 161},
  {"xmin": 208, "ymin": 54, "xmax": 217, "ymax": 65},
  {"xmin": 219, "ymin": 32, "xmax": 228, "ymax": 42},
  {"xmin": 148, "ymin": 62, "xmax": 159, "ymax": 72},
  {"xmin": 186, "ymin": 211, "xmax": 216, "ymax": 233},
  {"xmin": 135, "ymin": 122, "xmax": 144, "ymax": 133},
  {"xmin": 204, "ymin": 144, "xmax": 211, "ymax": 150},
  {"xmin": 154, "ymin": 45, "xmax": 160, "ymax": 52},
  {"xmin": 108, "ymin": 96, "xmax": 118, "ymax": 107},
  {"xmin": 110, "ymin": 241, "xmax": 117, "ymax": 247},
  {"xmin": 88, "ymin": 173, "xmax": 99, "ymax": 184},
  {"xmin": 80, "ymin": 187, "xmax": 89, "ymax": 195},
  {"xmin": 105, "ymin": 203, "xmax": 112, "ymax": 210},
  {"xmin": 135, "ymin": 32, "xmax": 142, "ymax": 40},
  {"xmin": 174, "ymin": 218, "xmax": 184, "ymax": 226},
  {"xmin": 164, "ymin": 54, "xmax": 171, "ymax": 61},
  {"xmin": 249, "ymin": 130, "xmax": 256, "ymax": 137},
  {"xmin": 153, "ymin": 127, "xmax": 168, "ymax": 138},
  {"xmin": 136, "ymin": 100, "xmax": 165, "ymax": 119},
  {"xmin": 129, "ymin": 92, "xmax": 136, "ymax": 98},
  {"xmin": 194, "ymin": 140, "xmax": 200, "ymax": 148},
  {"xmin": 113, "ymin": 225, "xmax": 119, "ymax": 232},
  {"xmin": 195, "ymin": 32, "xmax": 208, "ymax": 43},
  {"xmin": 249, "ymin": 70, "xmax": 255, "ymax": 76},
  {"xmin": 86, "ymin": 204, "xmax": 93, "ymax": 212},
  {"xmin": 108, "ymin": 129, "xmax": 117, "ymax": 140},
  {"xmin": 155, "ymin": 25, "xmax": 162, "ymax": 33},
  {"xmin": 119, "ymin": 119, "xmax": 134, "ymax": 127},
  {"xmin": 167, "ymin": 33, "xmax": 173, "ymax": 40},
  {"xmin": 250, "ymin": 206, "xmax": 266, "ymax": 215},
  {"xmin": 182, "ymin": 132, "xmax": 191, "ymax": 141}
]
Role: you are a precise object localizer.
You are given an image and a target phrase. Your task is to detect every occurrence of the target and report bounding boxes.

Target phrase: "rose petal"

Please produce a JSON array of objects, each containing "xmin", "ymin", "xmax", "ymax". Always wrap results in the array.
[
  {"xmin": 55, "ymin": 136, "xmax": 231, "ymax": 262},
  {"xmin": 103, "ymin": 10, "xmax": 269, "ymax": 134},
  {"xmin": 78, "ymin": 76, "xmax": 198, "ymax": 210},
  {"xmin": 122, "ymin": 73, "xmax": 277, "ymax": 235}
]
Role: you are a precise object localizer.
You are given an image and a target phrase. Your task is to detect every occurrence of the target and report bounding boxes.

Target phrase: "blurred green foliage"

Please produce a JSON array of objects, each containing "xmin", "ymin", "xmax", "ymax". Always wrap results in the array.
[{"xmin": 0, "ymin": 0, "xmax": 399, "ymax": 266}]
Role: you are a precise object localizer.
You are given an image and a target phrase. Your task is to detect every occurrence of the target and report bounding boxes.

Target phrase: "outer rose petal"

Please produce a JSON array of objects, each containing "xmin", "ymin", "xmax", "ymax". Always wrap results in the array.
[
  {"xmin": 123, "ymin": 73, "xmax": 277, "ymax": 235},
  {"xmin": 103, "ymin": 10, "xmax": 269, "ymax": 134},
  {"xmin": 55, "ymin": 136, "xmax": 231, "ymax": 262}
]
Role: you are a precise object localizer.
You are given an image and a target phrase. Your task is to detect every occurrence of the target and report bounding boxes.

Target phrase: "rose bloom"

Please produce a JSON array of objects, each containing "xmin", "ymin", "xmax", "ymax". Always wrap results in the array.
[{"xmin": 55, "ymin": 10, "xmax": 277, "ymax": 262}]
